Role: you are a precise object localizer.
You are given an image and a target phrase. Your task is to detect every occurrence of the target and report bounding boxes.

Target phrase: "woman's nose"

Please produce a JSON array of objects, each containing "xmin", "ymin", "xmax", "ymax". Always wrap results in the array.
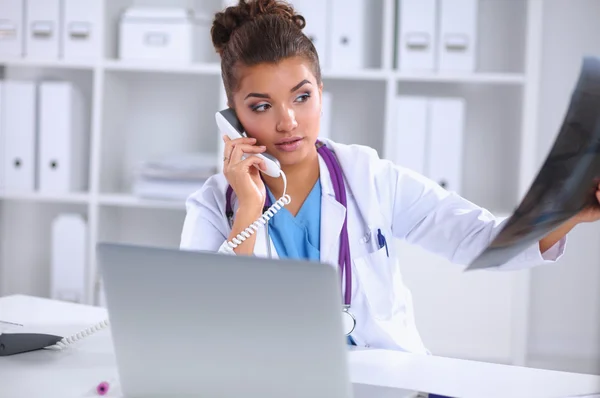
[{"xmin": 276, "ymin": 107, "xmax": 298, "ymax": 132}]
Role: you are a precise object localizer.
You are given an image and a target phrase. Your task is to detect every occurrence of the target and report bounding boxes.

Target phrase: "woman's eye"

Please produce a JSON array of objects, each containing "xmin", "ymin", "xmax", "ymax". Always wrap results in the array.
[
  {"xmin": 296, "ymin": 93, "xmax": 311, "ymax": 103},
  {"xmin": 252, "ymin": 103, "xmax": 271, "ymax": 112}
]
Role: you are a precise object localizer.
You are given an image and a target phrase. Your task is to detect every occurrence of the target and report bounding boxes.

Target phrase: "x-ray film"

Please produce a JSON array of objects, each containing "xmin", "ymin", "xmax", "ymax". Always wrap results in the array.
[{"xmin": 467, "ymin": 56, "xmax": 600, "ymax": 271}]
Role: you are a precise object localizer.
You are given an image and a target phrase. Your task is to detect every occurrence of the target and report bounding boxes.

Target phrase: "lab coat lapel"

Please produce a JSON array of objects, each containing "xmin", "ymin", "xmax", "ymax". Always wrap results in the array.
[{"xmin": 318, "ymin": 154, "xmax": 346, "ymax": 266}]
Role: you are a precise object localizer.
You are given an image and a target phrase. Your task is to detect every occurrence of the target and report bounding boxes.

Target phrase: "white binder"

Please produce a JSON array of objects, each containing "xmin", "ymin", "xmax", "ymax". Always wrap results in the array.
[
  {"xmin": 397, "ymin": 0, "xmax": 437, "ymax": 71},
  {"xmin": 437, "ymin": 0, "xmax": 478, "ymax": 72},
  {"xmin": 329, "ymin": 0, "xmax": 367, "ymax": 69},
  {"xmin": 50, "ymin": 213, "xmax": 87, "ymax": 303},
  {"xmin": 0, "ymin": 0, "xmax": 25, "ymax": 57},
  {"xmin": 290, "ymin": 0, "xmax": 329, "ymax": 69},
  {"xmin": 393, "ymin": 96, "xmax": 428, "ymax": 175},
  {"xmin": 25, "ymin": 0, "xmax": 61, "ymax": 58},
  {"xmin": 3, "ymin": 81, "xmax": 37, "ymax": 193},
  {"xmin": 38, "ymin": 81, "xmax": 88, "ymax": 193},
  {"xmin": 319, "ymin": 91, "xmax": 333, "ymax": 140},
  {"xmin": 62, "ymin": 0, "xmax": 104, "ymax": 60},
  {"xmin": 0, "ymin": 81, "xmax": 4, "ymax": 192},
  {"xmin": 427, "ymin": 97, "xmax": 465, "ymax": 193}
]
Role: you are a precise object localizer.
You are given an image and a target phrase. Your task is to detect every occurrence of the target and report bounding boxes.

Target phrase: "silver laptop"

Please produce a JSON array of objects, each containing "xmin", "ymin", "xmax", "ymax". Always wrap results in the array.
[{"xmin": 97, "ymin": 242, "xmax": 354, "ymax": 398}]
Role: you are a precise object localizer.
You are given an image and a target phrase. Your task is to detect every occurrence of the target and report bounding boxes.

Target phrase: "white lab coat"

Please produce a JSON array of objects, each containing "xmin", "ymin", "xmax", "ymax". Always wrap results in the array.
[{"xmin": 180, "ymin": 138, "xmax": 566, "ymax": 354}]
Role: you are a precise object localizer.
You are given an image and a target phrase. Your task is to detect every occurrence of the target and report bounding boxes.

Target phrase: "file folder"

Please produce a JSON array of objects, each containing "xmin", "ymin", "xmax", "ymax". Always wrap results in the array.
[
  {"xmin": 393, "ymin": 96, "xmax": 428, "ymax": 175},
  {"xmin": 329, "ymin": 0, "xmax": 367, "ymax": 69},
  {"xmin": 0, "ymin": 0, "xmax": 25, "ymax": 57},
  {"xmin": 437, "ymin": 0, "xmax": 478, "ymax": 72},
  {"xmin": 38, "ymin": 81, "xmax": 88, "ymax": 193},
  {"xmin": 62, "ymin": 0, "xmax": 104, "ymax": 60},
  {"xmin": 291, "ymin": 0, "xmax": 329, "ymax": 69},
  {"xmin": 397, "ymin": 0, "xmax": 437, "ymax": 71},
  {"xmin": 25, "ymin": 0, "xmax": 61, "ymax": 58},
  {"xmin": 0, "ymin": 81, "xmax": 4, "ymax": 192},
  {"xmin": 427, "ymin": 97, "xmax": 465, "ymax": 193},
  {"xmin": 3, "ymin": 81, "xmax": 37, "ymax": 193},
  {"xmin": 50, "ymin": 213, "xmax": 87, "ymax": 303}
]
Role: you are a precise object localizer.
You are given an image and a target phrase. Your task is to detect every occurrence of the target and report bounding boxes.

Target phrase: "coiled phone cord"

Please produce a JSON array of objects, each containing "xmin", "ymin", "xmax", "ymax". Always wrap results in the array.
[
  {"xmin": 226, "ymin": 170, "xmax": 291, "ymax": 250},
  {"xmin": 45, "ymin": 319, "xmax": 110, "ymax": 350}
]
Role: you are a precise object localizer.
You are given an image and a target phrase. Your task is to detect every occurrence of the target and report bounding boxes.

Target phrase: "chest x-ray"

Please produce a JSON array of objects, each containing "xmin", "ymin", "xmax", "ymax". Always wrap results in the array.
[{"xmin": 467, "ymin": 56, "xmax": 600, "ymax": 271}]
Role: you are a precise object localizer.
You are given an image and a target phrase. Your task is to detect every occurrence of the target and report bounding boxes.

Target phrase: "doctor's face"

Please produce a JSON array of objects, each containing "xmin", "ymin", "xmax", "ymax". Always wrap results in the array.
[{"xmin": 230, "ymin": 56, "xmax": 323, "ymax": 167}]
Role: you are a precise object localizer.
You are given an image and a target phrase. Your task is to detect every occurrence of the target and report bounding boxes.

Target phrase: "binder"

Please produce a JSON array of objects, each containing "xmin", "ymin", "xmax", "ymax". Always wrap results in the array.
[
  {"xmin": 393, "ymin": 96, "xmax": 428, "ymax": 175},
  {"xmin": 0, "ymin": 0, "xmax": 25, "ymax": 57},
  {"xmin": 62, "ymin": 0, "xmax": 104, "ymax": 60},
  {"xmin": 38, "ymin": 81, "xmax": 88, "ymax": 193},
  {"xmin": 3, "ymin": 81, "xmax": 37, "ymax": 193},
  {"xmin": 0, "ymin": 81, "xmax": 4, "ymax": 192},
  {"xmin": 50, "ymin": 213, "xmax": 87, "ymax": 303},
  {"xmin": 25, "ymin": 0, "xmax": 61, "ymax": 58},
  {"xmin": 397, "ymin": 0, "xmax": 437, "ymax": 71},
  {"xmin": 319, "ymin": 91, "xmax": 333, "ymax": 140},
  {"xmin": 427, "ymin": 97, "xmax": 465, "ymax": 193},
  {"xmin": 290, "ymin": 0, "xmax": 329, "ymax": 69},
  {"xmin": 329, "ymin": 0, "xmax": 367, "ymax": 69},
  {"xmin": 437, "ymin": 0, "xmax": 478, "ymax": 72}
]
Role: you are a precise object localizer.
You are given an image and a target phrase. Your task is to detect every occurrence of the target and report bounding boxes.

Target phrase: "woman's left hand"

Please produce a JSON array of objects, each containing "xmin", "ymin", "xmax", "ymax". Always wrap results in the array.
[
  {"xmin": 571, "ymin": 182, "xmax": 600, "ymax": 224},
  {"xmin": 539, "ymin": 182, "xmax": 600, "ymax": 253}
]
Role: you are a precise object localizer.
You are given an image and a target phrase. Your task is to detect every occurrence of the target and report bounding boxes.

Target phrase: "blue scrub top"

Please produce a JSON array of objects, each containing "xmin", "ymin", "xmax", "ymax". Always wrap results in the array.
[{"xmin": 266, "ymin": 179, "xmax": 322, "ymax": 262}]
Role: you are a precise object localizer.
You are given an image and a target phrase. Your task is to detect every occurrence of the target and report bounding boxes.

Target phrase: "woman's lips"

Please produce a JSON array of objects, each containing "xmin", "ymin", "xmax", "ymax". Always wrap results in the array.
[{"xmin": 274, "ymin": 137, "xmax": 303, "ymax": 152}]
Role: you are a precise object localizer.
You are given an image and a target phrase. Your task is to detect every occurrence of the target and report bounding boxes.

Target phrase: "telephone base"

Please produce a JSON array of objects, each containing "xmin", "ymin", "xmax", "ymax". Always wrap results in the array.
[{"xmin": 0, "ymin": 333, "xmax": 63, "ymax": 356}]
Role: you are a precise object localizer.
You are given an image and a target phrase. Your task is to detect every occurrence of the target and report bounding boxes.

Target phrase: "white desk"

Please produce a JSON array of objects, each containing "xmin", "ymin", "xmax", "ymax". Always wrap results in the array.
[{"xmin": 1, "ymin": 295, "xmax": 600, "ymax": 398}]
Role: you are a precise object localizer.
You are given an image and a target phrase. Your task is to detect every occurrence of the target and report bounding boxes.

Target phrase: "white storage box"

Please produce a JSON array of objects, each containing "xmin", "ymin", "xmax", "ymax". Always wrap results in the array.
[{"xmin": 119, "ymin": 7, "xmax": 201, "ymax": 63}]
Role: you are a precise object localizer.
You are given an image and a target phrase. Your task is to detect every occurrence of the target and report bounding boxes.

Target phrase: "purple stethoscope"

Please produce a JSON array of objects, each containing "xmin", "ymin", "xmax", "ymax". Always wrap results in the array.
[{"xmin": 225, "ymin": 140, "xmax": 355, "ymax": 335}]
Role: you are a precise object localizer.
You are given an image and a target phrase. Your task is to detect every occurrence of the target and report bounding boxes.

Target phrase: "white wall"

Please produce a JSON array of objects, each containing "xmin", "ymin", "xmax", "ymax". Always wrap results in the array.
[{"xmin": 526, "ymin": 0, "xmax": 600, "ymax": 375}]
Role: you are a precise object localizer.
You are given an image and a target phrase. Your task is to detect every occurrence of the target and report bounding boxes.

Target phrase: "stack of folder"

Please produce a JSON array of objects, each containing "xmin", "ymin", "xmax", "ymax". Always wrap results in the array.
[{"xmin": 132, "ymin": 153, "xmax": 218, "ymax": 201}]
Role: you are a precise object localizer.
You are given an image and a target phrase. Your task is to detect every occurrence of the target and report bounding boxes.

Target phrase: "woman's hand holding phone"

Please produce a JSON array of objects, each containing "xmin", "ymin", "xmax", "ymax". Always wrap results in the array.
[
  {"xmin": 222, "ymin": 135, "xmax": 269, "ymax": 255},
  {"xmin": 222, "ymin": 135, "xmax": 268, "ymax": 212}
]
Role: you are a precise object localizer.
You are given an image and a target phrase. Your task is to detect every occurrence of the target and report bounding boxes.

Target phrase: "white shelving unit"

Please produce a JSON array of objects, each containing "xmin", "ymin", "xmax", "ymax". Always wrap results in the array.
[{"xmin": 0, "ymin": 0, "xmax": 544, "ymax": 366}]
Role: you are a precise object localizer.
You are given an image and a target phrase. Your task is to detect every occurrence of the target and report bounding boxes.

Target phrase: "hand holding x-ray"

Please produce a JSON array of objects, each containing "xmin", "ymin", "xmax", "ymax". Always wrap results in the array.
[{"xmin": 468, "ymin": 56, "xmax": 600, "ymax": 271}]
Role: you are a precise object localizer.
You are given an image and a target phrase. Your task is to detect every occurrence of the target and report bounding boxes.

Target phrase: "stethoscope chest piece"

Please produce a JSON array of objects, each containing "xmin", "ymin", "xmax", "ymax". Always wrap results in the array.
[{"xmin": 342, "ymin": 306, "xmax": 356, "ymax": 336}]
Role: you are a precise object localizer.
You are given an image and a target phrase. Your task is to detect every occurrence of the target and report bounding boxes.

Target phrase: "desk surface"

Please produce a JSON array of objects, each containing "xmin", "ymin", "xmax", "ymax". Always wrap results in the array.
[{"xmin": 1, "ymin": 294, "xmax": 600, "ymax": 398}]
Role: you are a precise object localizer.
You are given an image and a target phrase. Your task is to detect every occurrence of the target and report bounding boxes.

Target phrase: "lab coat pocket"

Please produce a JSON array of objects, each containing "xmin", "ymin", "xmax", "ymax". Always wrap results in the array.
[{"xmin": 353, "ymin": 246, "xmax": 398, "ymax": 321}]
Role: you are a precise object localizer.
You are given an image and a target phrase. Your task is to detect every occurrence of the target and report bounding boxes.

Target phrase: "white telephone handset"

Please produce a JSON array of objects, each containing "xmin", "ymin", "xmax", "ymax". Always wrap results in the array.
[
  {"xmin": 216, "ymin": 108, "xmax": 282, "ymax": 178},
  {"xmin": 215, "ymin": 108, "xmax": 291, "ymax": 250}
]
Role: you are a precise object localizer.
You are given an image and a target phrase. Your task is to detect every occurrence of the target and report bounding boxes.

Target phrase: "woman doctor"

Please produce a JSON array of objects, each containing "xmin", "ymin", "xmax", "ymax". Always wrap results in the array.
[{"xmin": 180, "ymin": 0, "xmax": 600, "ymax": 352}]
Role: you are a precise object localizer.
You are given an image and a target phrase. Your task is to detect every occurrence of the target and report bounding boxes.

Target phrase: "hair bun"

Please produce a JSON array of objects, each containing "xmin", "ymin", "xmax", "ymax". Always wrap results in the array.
[{"xmin": 212, "ymin": 0, "xmax": 305, "ymax": 55}]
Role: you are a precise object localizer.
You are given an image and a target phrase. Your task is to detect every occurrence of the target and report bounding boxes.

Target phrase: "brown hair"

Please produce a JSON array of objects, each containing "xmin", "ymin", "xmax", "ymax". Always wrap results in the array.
[{"xmin": 211, "ymin": 0, "xmax": 322, "ymax": 105}]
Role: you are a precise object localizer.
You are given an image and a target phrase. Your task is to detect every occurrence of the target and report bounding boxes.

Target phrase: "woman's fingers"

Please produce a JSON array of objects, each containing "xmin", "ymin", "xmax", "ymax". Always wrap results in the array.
[
  {"xmin": 229, "ymin": 143, "xmax": 266, "ymax": 164},
  {"xmin": 238, "ymin": 154, "xmax": 267, "ymax": 172},
  {"xmin": 222, "ymin": 136, "xmax": 258, "ymax": 163}
]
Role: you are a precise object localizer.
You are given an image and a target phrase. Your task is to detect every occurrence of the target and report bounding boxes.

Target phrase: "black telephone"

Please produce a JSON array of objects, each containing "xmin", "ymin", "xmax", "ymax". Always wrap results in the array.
[{"xmin": 0, "ymin": 319, "xmax": 109, "ymax": 356}]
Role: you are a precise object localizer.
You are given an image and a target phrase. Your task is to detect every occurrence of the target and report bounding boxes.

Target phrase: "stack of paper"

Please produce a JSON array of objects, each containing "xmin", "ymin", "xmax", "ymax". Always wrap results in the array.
[{"xmin": 132, "ymin": 152, "xmax": 218, "ymax": 201}]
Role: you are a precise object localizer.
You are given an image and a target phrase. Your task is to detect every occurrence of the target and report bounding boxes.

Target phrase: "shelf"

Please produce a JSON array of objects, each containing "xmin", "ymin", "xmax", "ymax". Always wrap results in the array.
[
  {"xmin": 0, "ymin": 192, "xmax": 90, "ymax": 204},
  {"xmin": 103, "ymin": 60, "xmax": 221, "ymax": 75},
  {"xmin": 0, "ymin": 57, "xmax": 526, "ymax": 86},
  {"xmin": 395, "ymin": 72, "xmax": 526, "ymax": 85},
  {"xmin": 98, "ymin": 194, "xmax": 186, "ymax": 210},
  {"xmin": 322, "ymin": 68, "xmax": 391, "ymax": 81},
  {"xmin": 0, "ymin": 57, "xmax": 96, "ymax": 70}
]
